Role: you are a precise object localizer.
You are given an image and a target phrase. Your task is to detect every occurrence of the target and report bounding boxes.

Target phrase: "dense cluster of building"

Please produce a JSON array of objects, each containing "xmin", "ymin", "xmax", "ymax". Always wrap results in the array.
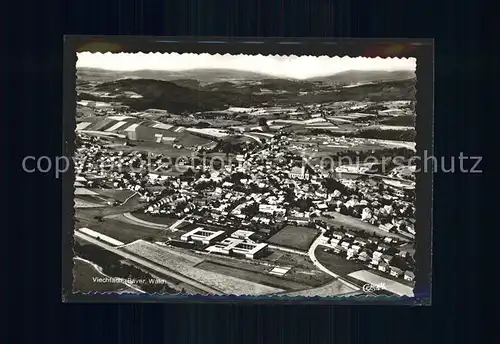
[
  {"xmin": 316, "ymin": 226, "xmax": 415, "ymax": 282},
  {"xmin": 74, "ymin": 106, "xmax": 416, "ymax": 282}
]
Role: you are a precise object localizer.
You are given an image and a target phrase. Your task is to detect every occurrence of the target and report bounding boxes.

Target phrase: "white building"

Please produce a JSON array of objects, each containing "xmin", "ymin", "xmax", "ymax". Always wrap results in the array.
[
  {"xmin": 288, "ymin": 165, "xmax": 309, "ymax": 180},
  {"xmin": 180, "ymin": 227, "xmax": 225, "ymax": 245},
  {"xmin": 231, "ymin": 230, "xmax": 255, "ymax": 240},
  {"xmin": 206, "ymin": 237, "xmax": 268, "ymax": 259}
]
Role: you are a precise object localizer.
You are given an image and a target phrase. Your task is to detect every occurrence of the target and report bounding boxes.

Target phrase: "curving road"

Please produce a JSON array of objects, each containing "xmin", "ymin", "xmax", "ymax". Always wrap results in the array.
[
  {"xmin": 108, "ymin": 212, "xmax": 186, "ymax": 232},
  {"xmin": 308, "ymin": 231, "xmax": 360, "ymax": 291},
  {"xmin": 243, "ymin": 134, "xmax": 264, "ymax": 146}
]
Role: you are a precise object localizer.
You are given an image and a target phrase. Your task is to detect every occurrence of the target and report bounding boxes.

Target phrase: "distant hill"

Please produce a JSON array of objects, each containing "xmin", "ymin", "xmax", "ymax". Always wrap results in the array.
[
  {"xmin": 78, "ymin": 67, "xmax": 414, "ymax": 87},
  {"xmin": 89, "ymin": 78, "xmax": 269, "ymax": 113},
  {"xmin": 77, "ymin": 67, "xmax": 273, "ymax": 85},
  {"xmin": 77, "ymin": 76, "xmax": 415, "ymax": 113},
  {"xmin": 309, "ymin": 70, "xmax": 415, "ymax": 85}
]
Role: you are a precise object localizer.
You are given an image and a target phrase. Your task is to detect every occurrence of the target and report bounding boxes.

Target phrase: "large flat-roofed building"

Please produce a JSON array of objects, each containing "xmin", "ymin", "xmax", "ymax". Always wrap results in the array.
[
  {"xmin": 180, "ymin": 227, "xmax": 225, "ymax": 245},
  {"xmin": 230, "ymin": 230, "xmax": 255, "ymax": 241},
  {"xmin": 206, "ymin": 237, "xmax": 268, "ymax": 259}
]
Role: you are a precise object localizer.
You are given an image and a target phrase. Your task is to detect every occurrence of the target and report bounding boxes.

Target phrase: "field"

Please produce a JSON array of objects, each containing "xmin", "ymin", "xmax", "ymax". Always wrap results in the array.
[
  {"xmin": 130, "ymin": 211, "xmax": 179, "ymax": 226},
  {"xmin": 107, "ymin": 141, "xmax": 193, "ymax": 156},
  {"xmin": 318, "ymin": 213, "xmax": 410, "ymax": 241},
  {"xmin": 204, "ymin": 254, "xmax": 329, "ymax": 287},
  {"xmin": 75, "ymin": 213, "xmax": 164, "ymax": 243},
  {"xmin": 74, "ymin": 193, "xmax": 145, "ymax": 218},
  {"xmin": 89, "ymin": 188, "xmax": 136, "ymax": 203},
  {"xmin": 72, "ymin": 257, "xmax": 139, "ymax": 293},
  {"xmin": 267, "ymin": 226, "xmax": 319, "ymax": 251},
  {"xmin": 379, "ymin": 114, "xmax": 415, "ymax": 126},
  {"xmin": 196, "ymin": 261, "xmax": 307, "ymax": 291},
  {"xmin": 121, "ymin": 240, "xmax": 285, "ymax": 295},
  {"xmin": 315, "ymin": 248, "xmax": 366, "ymax": 276},
  {"xmin": 175, "ymin": 132, "xmax": 215, "ymax": 147},
  {"xmin": 75, "ymin": 188, "xmax": 99, "ymax": 196},
  {"xmin": 74, "ymin": 198, "xmax": 106, "ymax": 208},
  {"xmin": 280, "ymin": 280, "xmax": 358, "ymax": 297}
]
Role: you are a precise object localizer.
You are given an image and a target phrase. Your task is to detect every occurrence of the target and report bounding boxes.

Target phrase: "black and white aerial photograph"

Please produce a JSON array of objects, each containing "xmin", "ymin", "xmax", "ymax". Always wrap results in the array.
[{"xmin": 71, "ymin": 51, "xmax": 418, "ymax": 298}]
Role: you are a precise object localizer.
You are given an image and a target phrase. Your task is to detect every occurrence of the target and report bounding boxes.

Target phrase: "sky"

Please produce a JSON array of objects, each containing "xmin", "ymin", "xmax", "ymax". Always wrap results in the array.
[{"xmin": 76, "ymin": 52, "xmax": 416, "ymax": 80}]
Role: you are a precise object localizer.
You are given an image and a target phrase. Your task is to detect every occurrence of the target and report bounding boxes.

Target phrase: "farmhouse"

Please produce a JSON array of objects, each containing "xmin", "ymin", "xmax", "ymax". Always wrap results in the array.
[{"xmin": 180, "ymin": 227, "xmax": 225, "ymax": 245}]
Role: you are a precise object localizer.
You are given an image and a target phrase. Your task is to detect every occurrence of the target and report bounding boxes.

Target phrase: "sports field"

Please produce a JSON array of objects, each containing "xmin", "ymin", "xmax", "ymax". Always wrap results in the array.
[
  {"xmin": 318, "ymin": 213, "xmax": 410, "ymax": 241},
  {"xmin": 267, "ymin": 226, "xmax": 319, "ymax": 251}
]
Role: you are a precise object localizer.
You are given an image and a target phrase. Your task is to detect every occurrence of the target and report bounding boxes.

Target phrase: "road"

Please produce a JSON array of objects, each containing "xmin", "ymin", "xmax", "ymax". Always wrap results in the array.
[
  {"xmin": 307, "ymin": 233, "xmax": 360, "ymax": 291},
  {"xmin": 74, "ymin": 231, "xmax": 222, "ymax": 294},
  {"xmin": 243, "ymin": 134, "xmax": 264, "ymax": 145},
  {"xmin": 112, "ymin": 212, "xmax": 186, "ymax": 232},
  {"xmin": 120, "ymin": 191, "xmax": 139, "ymax": 205}
]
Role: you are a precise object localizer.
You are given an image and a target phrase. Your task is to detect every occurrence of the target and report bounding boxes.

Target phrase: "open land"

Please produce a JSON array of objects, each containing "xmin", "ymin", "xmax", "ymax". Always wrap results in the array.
[{"xmin": 72, "ymin": 257, "xmax": 140, "ymax": 294}]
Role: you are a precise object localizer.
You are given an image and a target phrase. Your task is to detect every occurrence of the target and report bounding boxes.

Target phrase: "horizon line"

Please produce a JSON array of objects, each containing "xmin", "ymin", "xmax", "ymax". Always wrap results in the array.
[{"xmin": 76, "ymin": 66, "xmax": 416, "ymax": 81}]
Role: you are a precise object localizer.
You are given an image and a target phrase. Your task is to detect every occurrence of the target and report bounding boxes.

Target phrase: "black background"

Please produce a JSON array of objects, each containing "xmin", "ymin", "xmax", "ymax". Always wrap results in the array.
[{"xmin": 2, "ymin": 0, "xmax": 487, "ymax": 343}]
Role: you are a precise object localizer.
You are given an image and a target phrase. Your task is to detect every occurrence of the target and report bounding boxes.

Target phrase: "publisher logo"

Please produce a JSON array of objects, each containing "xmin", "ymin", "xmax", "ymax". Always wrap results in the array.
[{"xmin": 362, "ymin": 283, "xmax": 386, "ymax": 293}]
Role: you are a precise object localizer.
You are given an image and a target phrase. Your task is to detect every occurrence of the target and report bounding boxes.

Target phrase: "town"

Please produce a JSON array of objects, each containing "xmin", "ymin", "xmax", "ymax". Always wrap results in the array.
[{"xmin": 72, "ymin": 55, "xmax": 417, "ymax": 297}]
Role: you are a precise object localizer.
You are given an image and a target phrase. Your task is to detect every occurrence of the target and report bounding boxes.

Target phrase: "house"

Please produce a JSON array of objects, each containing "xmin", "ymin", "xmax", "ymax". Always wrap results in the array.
[
  {"xmin": 378, "ymin": 261, "xmax": 389, "ymax": 273},
  {"xmin": 381, "ymin": 254, "xmax": 394, "ymax": 264},
  {"xmin": 379, "ymin": 223, "xmax": 395, "ymax": 232},
  {"xmin": 345, "ymin": 231, "xmax": 356, "ymax": 239},
  {"xmin": 346, "ymin": 248, "xmax": 356, "ymax": 259},
  {"xmin": 333, "ymin": 246, "xmax": 346, "ymax": 255},
  {"xmin": 368, "ymin": 237, "xmax": 379, "ymax": 244},
  {"xmin": 358, "ymin": 251, "xmax": 369, "ymax": 262},
  {"xmin": 350, "ymin": 244, "xmax": 361, "ymax": 254},
  {"xmin": 390, "ymin": 267, "xmax": 404, "ymax": 278},
  {"xmin": 404, "ymin": 270, "xmax": 415, "ymax": 282},
  {"xmin": 397, "ymin": 251, "xmax": 409, "ymax": 258},
  {"xmin": 331, "ymin": 231, "xmax": 344, "ymax": 240},
  {"xmin": 372, "ymin": 251, "xmax": 383, "ymax": 262},
  {"xmin": 378, "ymin": 243, "xmax": 390, "ymax": 252},
  {"xmin": 354, "ymin": 238, "xmax": 368, "ymax": 246},
  {"xmin": 316, "ymin": 203, "xmax": 328, "ymax": 210},
  {"xmin": 288, "ymin": 165, "xmax": 310, "ymax": 180},
  {"xmin": 287, "ymin": 216, "xmax": 309, "ymax": 225},
  {"xmin": 329, "ymin": 238, "xmax": 340, "ymax": 247},
  {"xmin": 340, "ymin": 241, "xmax": 351, "ymax": 250},
  {"xmin": 383, "ymin": 237, "xmax": 394, "ymax": 244}
]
